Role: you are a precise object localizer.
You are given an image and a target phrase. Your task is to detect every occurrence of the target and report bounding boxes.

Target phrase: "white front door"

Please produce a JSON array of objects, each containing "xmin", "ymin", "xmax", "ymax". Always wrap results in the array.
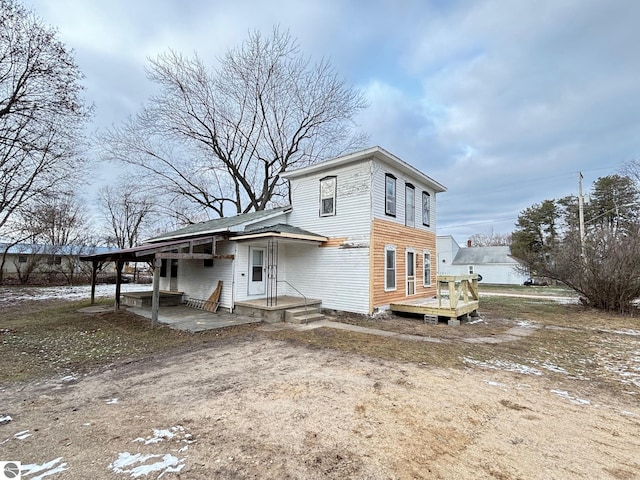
[{"xmin": 248, "ymin": 247, "xmax": 266, "ymax": 295}]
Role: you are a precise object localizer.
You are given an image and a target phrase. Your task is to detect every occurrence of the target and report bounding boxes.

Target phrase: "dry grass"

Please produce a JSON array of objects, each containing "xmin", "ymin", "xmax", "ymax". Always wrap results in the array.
[
  {"xmin": 2, "ymin": 293, "xmax": 639, "ymax": 401},
  {"xmin": 0, "ymin": 299, "xmax": 257, "ymax": 383},
  {"xmin": 267, "ymin": 296, "xmax": 640, "ymax": 400}
]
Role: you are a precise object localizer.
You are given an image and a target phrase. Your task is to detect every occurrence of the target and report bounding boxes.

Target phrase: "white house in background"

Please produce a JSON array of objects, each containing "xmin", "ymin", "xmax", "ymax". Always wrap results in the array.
[
  {"xmin": 88, "ymin": 146, "xmax": 447, "ymax": 317},
  {"xmin": 436, "ymin": 235, "xmax": 528, "ymax": 285}
]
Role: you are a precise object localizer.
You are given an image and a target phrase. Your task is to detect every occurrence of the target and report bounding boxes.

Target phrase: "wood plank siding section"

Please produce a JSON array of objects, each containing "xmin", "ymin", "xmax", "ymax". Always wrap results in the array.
[
  {"xmin": 320, "ymin": 237, "xmax": 347, "ymax": 248},
  {"xmin": 370, "ymin": 217, "xmax": 437, "ymax": 311}
]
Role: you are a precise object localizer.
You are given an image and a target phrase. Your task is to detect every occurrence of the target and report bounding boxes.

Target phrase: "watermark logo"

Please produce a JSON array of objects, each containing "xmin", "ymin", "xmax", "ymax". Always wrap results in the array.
[{"xmin": 0, "ymin": 462, "xmax": 21, "ymax": 480}]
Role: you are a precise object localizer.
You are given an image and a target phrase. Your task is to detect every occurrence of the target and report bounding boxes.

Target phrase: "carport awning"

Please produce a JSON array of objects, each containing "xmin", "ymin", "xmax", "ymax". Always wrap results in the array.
[{"xmin": 80, "ymin": 236, "xmax": 222, "ymax": 263}]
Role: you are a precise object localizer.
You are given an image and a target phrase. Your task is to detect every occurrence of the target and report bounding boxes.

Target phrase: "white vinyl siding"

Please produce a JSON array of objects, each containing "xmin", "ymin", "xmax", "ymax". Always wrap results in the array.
[
  {"xmin": 177, "ymin": 240, "xmax": 235, "ymax": 311},
  {"xmin": 287, "ymin": 160, "xmax": 372, "ymax": 239},
  {"xmin": 280, "ymin": 242, "xmax": 370, "ymax": 313},
  {"xmin": 373, "ymin": 160, "xmax": 437, "ymax": 233}
]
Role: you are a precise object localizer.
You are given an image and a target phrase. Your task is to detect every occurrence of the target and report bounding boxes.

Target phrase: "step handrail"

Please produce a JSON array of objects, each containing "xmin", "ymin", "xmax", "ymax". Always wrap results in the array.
[{"xmin": 277, "ymin": 280, "xmax": 307, "ymax": 315}]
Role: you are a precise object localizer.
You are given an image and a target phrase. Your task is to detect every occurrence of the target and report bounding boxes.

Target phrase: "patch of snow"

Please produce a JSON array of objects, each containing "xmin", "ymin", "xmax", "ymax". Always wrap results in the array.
[
  {"xmin": 484, "ymin": 380, "xmax": 506, "ymax": 387},
  {"xmin": 14, "ymin": 430, "xmax": 31, "ymax": 440},
  {"xmin": 515, "ymin": 320, "xmax": 534, "ymax": 328},
  {"xmin": 0, "ymin": 414, "xmax": 12, "ymax": 424},
  {"xmin": 133, "ymin": 426, "xmax": 184, "ymax": 445},
  {"xmin": 540, "ymin": 362, "xmax": 569, "ymax": 375},
  {"xmin": 550, "ymin": 389, "xmax": 591, "ymax": 405},
  {"xmin": 109, "ymin": 452, "xmax": 185, "ymax": 478},
  {"xmin": 600, "ymin": 329, "xmax": 640, "ymax": 337},
  {"xmin": 106, "ymin": 398, "xmax": 119, "ymax": 404},
  {"xmin": 0, "ymin": 283, "xmax": 150, "ymax": 304},
  {"xmin": 21, "ymin": 457, "xmax": 68, "ymax": 479},
  {"xmin": 60, "ymin": 375, "xmax": 76, "ymax": 382},
  {"xmin": 463, "ymin": 357, "xmax": 542, "ymax": 376},
  {"xmin": 468, "ymin": 319, "xmax": 484, "ymax": 325}
]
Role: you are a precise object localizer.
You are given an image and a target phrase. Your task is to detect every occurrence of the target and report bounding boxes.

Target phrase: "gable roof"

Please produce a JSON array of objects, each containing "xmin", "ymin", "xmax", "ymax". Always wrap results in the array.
[
  {"xmin": 281, "ymin": 146, "xmax": 447, "ymax": 193},
  {"xmin": 147, "ymin": 207, "xmax": 291, "ymax": 243},
  {"xmin": 452, "ymin": 246, "xmax": 519, "ymax": 265}
]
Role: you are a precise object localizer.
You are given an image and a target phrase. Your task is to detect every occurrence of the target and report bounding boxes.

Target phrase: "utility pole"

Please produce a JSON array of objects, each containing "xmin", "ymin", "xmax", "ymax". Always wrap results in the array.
[{"xmin": 578, "ymin": 171, "xmax": 585, "ymax": 256}]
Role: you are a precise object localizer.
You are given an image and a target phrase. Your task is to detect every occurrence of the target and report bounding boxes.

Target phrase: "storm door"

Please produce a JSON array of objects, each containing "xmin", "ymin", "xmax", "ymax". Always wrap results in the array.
[{"xmin": 248, "ymin": 247, "xmax": 266, "ymax": 295}]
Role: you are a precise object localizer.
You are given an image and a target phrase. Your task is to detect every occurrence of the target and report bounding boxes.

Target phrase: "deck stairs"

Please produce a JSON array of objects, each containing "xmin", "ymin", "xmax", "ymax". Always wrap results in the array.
[{"xmin": 285, "ymin": 305, "xmax": 325, "ymax": 324}]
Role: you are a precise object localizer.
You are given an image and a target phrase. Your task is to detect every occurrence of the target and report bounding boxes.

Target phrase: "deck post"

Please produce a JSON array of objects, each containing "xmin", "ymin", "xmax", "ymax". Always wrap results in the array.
[{"xmin": 151, "ymin": 256, "xmax": 161, "ymax": 327}]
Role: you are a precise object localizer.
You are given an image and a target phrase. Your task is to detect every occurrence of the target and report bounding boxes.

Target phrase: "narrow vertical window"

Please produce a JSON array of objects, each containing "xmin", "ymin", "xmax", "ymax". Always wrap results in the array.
[
  {"xmin": 385, "ymin": 174, "xmax": 396, "ymax": 216},
  {"xmin": 468, "ymin": 265, "xmax": 474, "ymax": 275},
  {"xmin": 423, "ymin": 250, "xmax": 431, "ymax": 286},
  {"xmin": 422, "ymin": 191, "xmax": 431, "ymax": 226},
  {"xmin": 405, "ymin": 184, "xmax": 415, "ymax": 227},
  {"xmin": 385, "ymin": 245, "xmax": 396, "ymax": 291},
  {"xmin": 320, "ymin": 176, "xmax": 336, "ymax": 216}
]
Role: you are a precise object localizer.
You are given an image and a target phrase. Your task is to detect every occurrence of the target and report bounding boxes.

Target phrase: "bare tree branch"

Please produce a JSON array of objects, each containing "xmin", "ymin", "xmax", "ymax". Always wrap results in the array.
[{"xmin": 99, "ymin": 27, "xmax": 368, "ymax": 218}]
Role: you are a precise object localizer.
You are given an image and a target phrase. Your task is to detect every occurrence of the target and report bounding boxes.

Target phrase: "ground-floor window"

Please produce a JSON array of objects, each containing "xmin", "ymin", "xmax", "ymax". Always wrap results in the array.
[
  {"xmin": 423, "ymin": 250, "xmax": 431, "ymax": 286},
  {"xmin": 385, "ymin": 245, "xmax": 396, "ymax": 291}
]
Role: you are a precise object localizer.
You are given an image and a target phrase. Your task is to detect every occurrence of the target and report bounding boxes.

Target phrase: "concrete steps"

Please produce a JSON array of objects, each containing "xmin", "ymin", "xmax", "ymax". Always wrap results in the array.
[{"xmin": 285, "ymin": 306, "xmax": 325, "ymax": 324}]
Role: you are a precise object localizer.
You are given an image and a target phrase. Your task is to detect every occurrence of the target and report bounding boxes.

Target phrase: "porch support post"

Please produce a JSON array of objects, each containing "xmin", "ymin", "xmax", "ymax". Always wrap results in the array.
[
  {"xmin": 151, "ymin": 256, "xmax": 162, "ymax": 327},
  {"xmin": 90, "ymin": 260, "xmax": 98, "ymax": 305},
  {"xmin": 114, "ymin": 259, "xmax": 124, "ymax": 312}
]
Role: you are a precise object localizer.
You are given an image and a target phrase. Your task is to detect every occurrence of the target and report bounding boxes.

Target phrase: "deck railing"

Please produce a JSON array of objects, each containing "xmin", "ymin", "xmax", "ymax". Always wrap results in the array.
[{"xmin": 436, "ymin": 275, "xmax": 479, "ymax": 309}]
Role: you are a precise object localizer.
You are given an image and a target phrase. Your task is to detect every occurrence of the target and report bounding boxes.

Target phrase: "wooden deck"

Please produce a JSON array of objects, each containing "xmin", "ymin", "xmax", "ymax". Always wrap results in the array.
[{"xmin": 390, "ymin": 275, "xmax": 480, "ymax": 325}]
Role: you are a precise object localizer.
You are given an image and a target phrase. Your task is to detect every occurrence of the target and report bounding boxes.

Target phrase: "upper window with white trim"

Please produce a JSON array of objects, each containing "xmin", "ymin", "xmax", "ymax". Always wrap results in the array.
[
  {"xmin": 422, "ymin": 191, "xmax": 431, "ymax": 227},
  {"xmin": 405, "ymin": 183, "xmax": 415, "ymax": 227},
  {"xmin": 320, "ymin": 176, "xmax": 336, "ymax": 216},
  {"xmin": 385, "ymin": 174, "xmax": 396, "ymax": 217}
]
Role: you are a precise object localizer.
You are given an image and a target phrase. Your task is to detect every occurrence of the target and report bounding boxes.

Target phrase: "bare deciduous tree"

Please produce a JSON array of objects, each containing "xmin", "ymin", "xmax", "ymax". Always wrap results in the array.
[
  {"xmin": 98, "ymin": 180, "xmax": 157, "ymax": 249},
  {"xmin": 100, "ymin": 27, "xmax": 368, "ymax": 220},
  {"xmin": 25, "ymin": 194, "xmax": 96, "ymax": 285},
  {"xmin": 468, "ymin": 228, "xmax": 512, "ymax": 247},
  {"xmin": 0, "ymin": 0, "xmax": 91, "ymax": 239}
]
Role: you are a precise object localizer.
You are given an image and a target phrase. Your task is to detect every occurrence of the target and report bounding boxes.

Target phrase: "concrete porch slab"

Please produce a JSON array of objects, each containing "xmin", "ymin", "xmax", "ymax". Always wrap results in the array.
[{"xmin": 127, "ymin": 305, "xmax": 263, "ymax": 333}]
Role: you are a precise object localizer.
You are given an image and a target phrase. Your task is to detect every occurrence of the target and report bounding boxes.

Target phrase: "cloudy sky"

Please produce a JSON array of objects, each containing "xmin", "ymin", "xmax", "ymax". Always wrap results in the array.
[{"xmin": 27, "ymin": 0, "xmax": 638, "ymax": 242}]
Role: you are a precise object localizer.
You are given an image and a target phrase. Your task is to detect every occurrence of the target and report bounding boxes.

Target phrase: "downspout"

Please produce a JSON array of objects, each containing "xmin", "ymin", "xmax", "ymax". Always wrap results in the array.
[
  {"xmin": 230, "ymin": 242, "xmax": 237, "ymax": 313},
  {"xmin": 368, "ymin": 160, "xmax": 376, "ymax": 314}
]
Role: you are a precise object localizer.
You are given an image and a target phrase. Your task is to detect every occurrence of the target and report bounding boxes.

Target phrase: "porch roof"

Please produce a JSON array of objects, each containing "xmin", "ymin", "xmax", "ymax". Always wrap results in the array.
[
  {"xmin": 79, "ymin": 236, "xmax": 219, "ymax": 263},
  {"xmin": 231, "ymin": 223, "xmax": 328, "ymax": 243}
]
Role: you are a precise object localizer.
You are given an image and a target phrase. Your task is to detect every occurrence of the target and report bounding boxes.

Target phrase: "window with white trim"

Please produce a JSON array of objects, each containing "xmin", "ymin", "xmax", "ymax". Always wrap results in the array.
[
  {"xmin": 385, "ymin": 174, "xmax": 396, "ymax": 216},
  {"xmin": 320, "ymin": 176, "xmax": 336, "ymax": 216},
  {"xmin": 423, "ymin": 250, "xmax": 431, "ymax": 286},
  {"xmin": 422, "ymin": 191, "xmax": 431, "ymax": 226},
  {"xmin": 385, "ymin": 245, "xmax": 396, "ymax": 290},
  {"xmin": 405, "ymin": 183, "xmax": 415, "ymax": 227}
]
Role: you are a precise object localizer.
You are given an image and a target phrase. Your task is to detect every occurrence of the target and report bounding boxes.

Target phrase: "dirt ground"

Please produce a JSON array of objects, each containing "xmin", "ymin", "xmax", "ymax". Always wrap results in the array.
[{"xmin": 2, "ymin": 324, "xmax": 640, "ymax": 480}]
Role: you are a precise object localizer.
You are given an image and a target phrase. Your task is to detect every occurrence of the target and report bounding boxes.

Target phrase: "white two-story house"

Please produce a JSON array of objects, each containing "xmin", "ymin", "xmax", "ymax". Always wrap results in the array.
[{"xmin": 88, "ymin": 146, "xmax": 446, "ymax": 317}]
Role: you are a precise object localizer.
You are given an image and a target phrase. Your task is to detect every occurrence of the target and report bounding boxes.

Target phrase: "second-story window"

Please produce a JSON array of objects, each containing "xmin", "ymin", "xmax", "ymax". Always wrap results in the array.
[
  {"xmin": 422, "ymin": 191, "xmax": 431, "ymax": 226},
  {"xmin": 405, "ymin": 183, "xmax": 415, "ymax": 227},
  {"xmin": 320, "ymin": 176, "xmax": 336, "ymax": 216},
  {"xmin": 385, "ymin": 174, "xmax": 396, "ymax": 216}
]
